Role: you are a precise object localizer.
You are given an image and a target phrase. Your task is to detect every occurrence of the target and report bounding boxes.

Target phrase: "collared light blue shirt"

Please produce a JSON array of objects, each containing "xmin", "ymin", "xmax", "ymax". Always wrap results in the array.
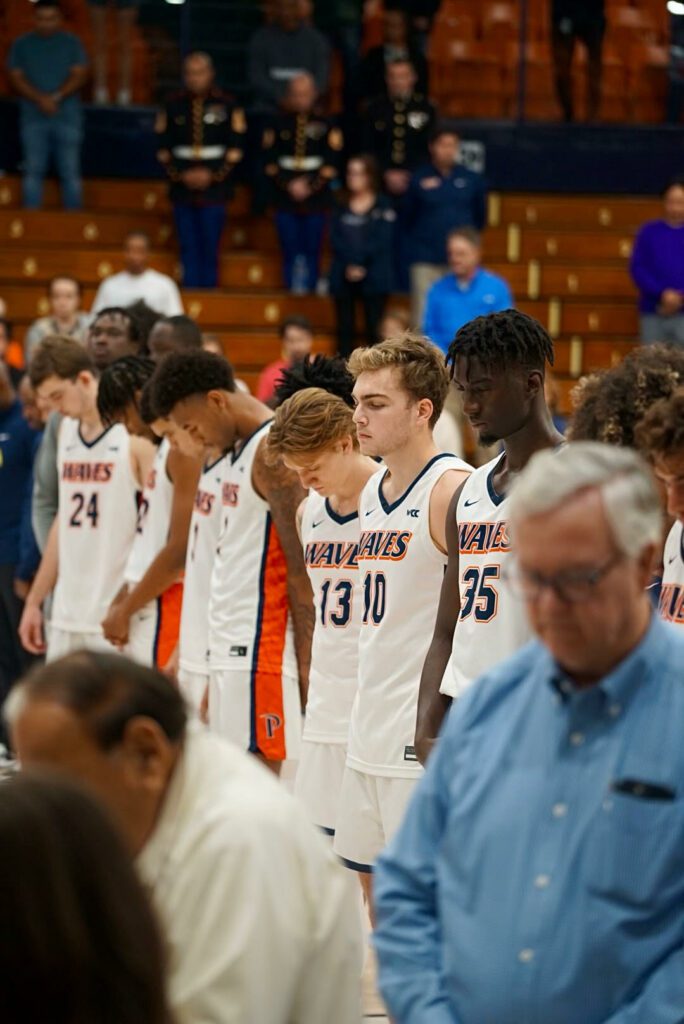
[
  {"xmin": 374, "ymin": 615, "xmax": 684, "ymax": 1024},
  {"xmin": 423, "ymin": 269, "xmax": 513, "ymax": 353}
]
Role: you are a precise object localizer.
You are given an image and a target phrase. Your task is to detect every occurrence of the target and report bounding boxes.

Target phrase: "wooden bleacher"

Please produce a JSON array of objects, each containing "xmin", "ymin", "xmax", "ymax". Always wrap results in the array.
[{"xmin": 0, "ymin": 175, "xmax": 653, "ymax": 412}]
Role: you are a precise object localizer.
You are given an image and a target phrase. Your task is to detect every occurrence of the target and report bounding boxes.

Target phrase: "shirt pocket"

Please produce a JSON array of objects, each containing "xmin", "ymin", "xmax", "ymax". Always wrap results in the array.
[{"xmin": 587, "ymin": 788, "xmax": 684, "ymax": 909}]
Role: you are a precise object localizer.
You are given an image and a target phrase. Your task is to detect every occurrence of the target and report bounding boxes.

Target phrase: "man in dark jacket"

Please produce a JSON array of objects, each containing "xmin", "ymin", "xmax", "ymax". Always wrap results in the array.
[{"xmin": 551, "ymin": 0, "xmax": 606, "ymax": 121}]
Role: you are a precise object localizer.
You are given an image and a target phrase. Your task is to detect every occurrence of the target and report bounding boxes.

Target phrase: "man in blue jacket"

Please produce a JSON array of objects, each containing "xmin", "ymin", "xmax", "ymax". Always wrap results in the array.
[
  {"xmin": 405, "ymin": 128, "xmax": 487, "ymax": 321},
  {"xmin": 0, "ymin": 364, "xmax": 41, "ymax": 722}
]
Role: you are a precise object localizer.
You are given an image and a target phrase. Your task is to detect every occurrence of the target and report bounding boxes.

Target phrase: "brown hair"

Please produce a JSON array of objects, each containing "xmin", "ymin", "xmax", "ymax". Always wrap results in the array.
[
  {"xmin": 267, "ymin": 386, "xmax": 357, "ymax": 462},
  {"xmin": 347, "ymin": 331, "xmax": 448, "ymax": 428},
  {"xmin": 635, "ymin": 387, "xmax": 684, "ymax": 458},
  {"xmin": 29, "ymin": 334, "xmax": 93, "ymax": 387},
  {"xmin": 447, "ymin": 225, "xmax": 481, "ymax": 248}
]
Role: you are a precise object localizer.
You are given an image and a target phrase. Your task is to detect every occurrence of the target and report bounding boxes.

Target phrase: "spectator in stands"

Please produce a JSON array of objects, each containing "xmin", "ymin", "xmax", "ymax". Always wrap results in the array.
[
  {"xmin": 630, "ymin": 179, "xmax": 684, "ymax": 348},
  {"xmin": 148, "ymin": 315, "xmax": 202, "ymax": 362},
  {"xmin": 263, "ymin": 74, "xmax": 342, "ymax": 294},
  {"xmin": 0, "ymin": 363, "xmax": 41, "ymax": 715},
  {"xmin": 378, "ymin": 305, "xmax": 410, "ymax": 342},
  {"xmin": 0, "ymin": 774, "xmax": 171, "ymax": 1024},
  {"xmin": 156, "ymin": 52, "xmax": 246, "ymax": 290},
  {"xmin": 248, "ymin": 0, "xmax": 330, "ymax": 114},
  {"xmin": 24, "ymin": 276, "xmax": 89, "ymax": 364},
  {"xmin": 423, "ymin": 227, "xmax": 513, "ymax": 354},
  {"xmin": 386, "ymin": 0, "xmax": 443, "ymax": 56},
  {"xmin": 7, "ymin": 0, "xmax": 88, "ymax": 210},
  {"xmin": 551, "ymin": 0, "xmax": 605, "ymax": 122},
  {"xmin": 257, "ymin": 315, "xmax": 314, "ymax": 406},
  {"xmin": 8, "ymin": 652, "xmax": 363, "ymax": 1024},
  {"xmin": 312, "ymin": 0, "xmax": 364, "ymax": 114},
  {"xmin": 405, "ymin": 128, "xmax": 487, "ymax": 324},
  {"xmin": 359, "ymin": 8, "xmax": 428, "ymax": 108},
  {"xmin": 362, "ymin": 58, "xmax": 435, "ymax": 200},
  {"xmin": 667, "ymin": 9, "xmax": 684, "ymax": 123},
  {"xmin": 92, "ymin": 232, "xmax": 183, "ymax": 316},
  {"xmin": 0, "ymin": 320, "xmax": 24, "ymax": 387},
  {"xmin": 88, "ymin": 0, "xmax": 138, "ymax": 106},
  {"xmin": 330, "ymin": 156, "xmax": 395, "ymax": 357}
]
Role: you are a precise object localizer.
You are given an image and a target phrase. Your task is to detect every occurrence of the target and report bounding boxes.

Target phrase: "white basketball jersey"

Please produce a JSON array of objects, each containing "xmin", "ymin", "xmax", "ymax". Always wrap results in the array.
[
  {"xmin": 301, "ymin": 491, "xmax": 361, "ymax": 744},
  {"xmin": 179, "ymin": 453, "xmax": 227, "ymax": 674},
  {"xmin": 442, "ymin": 452, "xmax": 533, "ymax": 699},
  {"xmin": 347, "ymin": 453, "xmax": 470, "ymax": 778},
  {"xmin": 125, "ymin": 438, "xmax": 174, "ymax": 585},
  {"xmin": 208, "ymin": 421, "xmax": 296, "ymax": 676},
  {"xmin": 660, "ymin": 520, "xmax": 684, "ymax": 627},
  {"xmin": 53, "ymin": 417, "xmax": 137, "ymax": 633}
]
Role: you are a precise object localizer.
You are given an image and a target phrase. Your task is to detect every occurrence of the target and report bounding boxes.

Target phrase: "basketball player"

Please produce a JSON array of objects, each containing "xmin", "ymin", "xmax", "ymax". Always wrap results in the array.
[
  {"xmin": 87, "ymin": 307, "xmax": 142, "ymax": 371},
  {"xmin": 96, "ymin": 357, "xmax": 202, "ymax": 669},
  {"xmin": 18, "ymin": 337, "xmax": 153, "ymax": 659},
  {"xmin": 330, "ymin": 334, "xmax": 471, "ymax": 891},
  {"xmin": 415, "ymin": 310, "xmax": 564, "ymax": 764},
  {"xmin": 151, "ymin": 351, "xmax": 314, "ymax": 771},
  {"xmin": 267, "ymin": 358, "xmax": 378, "ymax": 834},
  {"xmin": 636, "ymin": 389, "xmax": 684, "ymax": 627}
]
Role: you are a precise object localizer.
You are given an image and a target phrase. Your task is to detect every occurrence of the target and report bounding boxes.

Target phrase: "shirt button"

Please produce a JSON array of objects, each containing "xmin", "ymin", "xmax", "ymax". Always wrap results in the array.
[
  {"xmin": 608, "ymin": 703, "xmax": 621, "ymax": 718},
  {"xmin": 552, "ymin": 802, "xmax": 568, "ymax": 818},
  {"xmin": 534, "ymin": 874, "xmax": 550, "ymax": 889},
  {"xmin": 569, "ymin": 731, "xmax": 584, "ymax": 746},
  {"xmin": 518, "ymin": 948, "xmax": 535, "ymax": 963}
]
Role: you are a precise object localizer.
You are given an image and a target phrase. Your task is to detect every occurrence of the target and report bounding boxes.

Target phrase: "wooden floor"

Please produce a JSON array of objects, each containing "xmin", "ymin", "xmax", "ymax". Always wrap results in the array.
[{"xmin": 0, "ymin": 176, "xmax": 653, "ymax": 415}]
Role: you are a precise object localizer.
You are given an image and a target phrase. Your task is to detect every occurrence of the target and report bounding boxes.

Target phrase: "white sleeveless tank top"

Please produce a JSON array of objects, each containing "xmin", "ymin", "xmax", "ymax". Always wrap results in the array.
[
  {"xmin": 660, "ymin": 520, "xmax": 684, "ymax": 627},
  {"xmin": 347, "ymin": 453, "xmax": 470, "ymax": 778},
  {"xmin": 124, "ymin": 438, "xmax": 174, "ymax": 585},
  {"xmin": 442, "ymin": 451, "xmax": 534, "ymax": 699},
  {"xmin": 301, "ymin": 491, "xmax": 361, "ymax": 744},
  {"xmin": 208, "ymin": 421, "xmax": 296, "ymax": 677},
  {"xmin": 53, "ymin": 417, "xmax": 137, "ymax": 633},
  {"xmin": 179, "ymin": 453, "xmax": 227, "ymax": 674}
]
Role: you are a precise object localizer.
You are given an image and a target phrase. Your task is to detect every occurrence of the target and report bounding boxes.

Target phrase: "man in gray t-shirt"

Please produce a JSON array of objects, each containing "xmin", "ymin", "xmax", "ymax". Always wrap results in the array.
[{"xmin": 248, "ymin": 0, "xmax": 330, "ymax": 113}]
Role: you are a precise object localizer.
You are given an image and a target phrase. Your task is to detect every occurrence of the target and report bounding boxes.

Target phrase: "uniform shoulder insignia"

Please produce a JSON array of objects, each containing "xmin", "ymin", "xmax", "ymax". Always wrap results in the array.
[
  {"xmin": 328, "ymin": 127, "xmax": 343, "ymax": 151},
  {"xmin": 232, "ymin": 107, "xmax": 247, "ymax": 134},
  {"xmin": 262, "ymin": 128, "xmax": 275, "ymax": 149},
  {"xmin": 154, "ymin": 110, "xmax": 167, "ymax": 134}
]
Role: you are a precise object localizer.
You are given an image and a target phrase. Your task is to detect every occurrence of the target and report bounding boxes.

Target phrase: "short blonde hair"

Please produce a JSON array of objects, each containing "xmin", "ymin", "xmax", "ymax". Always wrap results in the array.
[
  {"xmin": 267, "ymin": 387, "xmax": 357, "ymax": 462},
  {"xmin": 348, "ymin": 331, "xmax": 448, "ymax": 428}
]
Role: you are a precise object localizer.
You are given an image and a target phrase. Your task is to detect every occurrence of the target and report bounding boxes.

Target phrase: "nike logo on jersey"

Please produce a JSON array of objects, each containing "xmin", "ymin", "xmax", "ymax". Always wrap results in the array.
[
  {"xmin": 365, "ymin": 508, "xmax": 377, "ymax": 516},
  {"xmin": 464, "ymin": 498, "xmax": 479, "ymax": 507},
  {"xmin": 669, "ymin": 554, "xmax": 679, "ymax": 565},
  {"xmin": 312, "ymin": 520, "xmax": 324, "ymax": 528}
]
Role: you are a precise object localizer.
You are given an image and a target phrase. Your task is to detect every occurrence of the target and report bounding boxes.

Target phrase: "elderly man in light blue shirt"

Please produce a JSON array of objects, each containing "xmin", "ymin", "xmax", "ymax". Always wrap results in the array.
[
  {"xmin": 374, "ymin": 442, "xmax": 684, "ymax": 1024},
  {"xmin": 422, "ymin": 226, "xmax": 513, "ymax": 354}
]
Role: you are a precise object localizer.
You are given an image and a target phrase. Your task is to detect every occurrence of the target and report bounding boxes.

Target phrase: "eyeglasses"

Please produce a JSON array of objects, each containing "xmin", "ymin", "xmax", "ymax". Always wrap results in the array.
[{"xmin": 503, "ymin": 554, "xmax": 624, "ymax": 604}]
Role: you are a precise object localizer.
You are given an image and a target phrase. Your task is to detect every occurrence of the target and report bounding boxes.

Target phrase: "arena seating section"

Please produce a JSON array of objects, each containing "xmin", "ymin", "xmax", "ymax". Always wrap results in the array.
[{"xmin": 0, "ymin": 177, "xmax": 649, "ymax": 410}]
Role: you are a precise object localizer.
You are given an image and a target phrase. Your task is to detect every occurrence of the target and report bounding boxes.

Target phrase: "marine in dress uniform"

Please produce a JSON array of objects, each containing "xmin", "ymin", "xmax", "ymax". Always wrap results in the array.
[
  {"xmin": 263, "ymin": 75, "xmax": 343, "ymax": 293},
  {"xmin": 361, "ymin": 88, "xmax": 435, "ymax": 191},
  {"xmin": 156, "ymin": 55, "xmax": 246, "ymax": 289}
]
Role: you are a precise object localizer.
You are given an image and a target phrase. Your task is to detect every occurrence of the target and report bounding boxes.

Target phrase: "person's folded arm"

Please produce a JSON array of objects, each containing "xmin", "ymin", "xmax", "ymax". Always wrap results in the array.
[
  {"xmin": 598, "ymin": 942, "xmax": 684, "ymax": 1024},
  {"xmin": 373, "ymin": 719, "xmax": 462, "ymax": 1024}
]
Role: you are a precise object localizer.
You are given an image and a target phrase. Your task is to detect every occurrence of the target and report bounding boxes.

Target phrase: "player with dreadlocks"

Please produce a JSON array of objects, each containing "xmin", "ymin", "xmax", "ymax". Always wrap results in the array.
[
  {"xmin": 267, "ymin": 355, "xmax": 377, "ymax": 843},
  {"xmin": 96, "ymin": 356, "xmax": 202, "ymax": 670},
  {"xmin": 415, "ymin": 309, "xmax": 564, "ymax": 764}
]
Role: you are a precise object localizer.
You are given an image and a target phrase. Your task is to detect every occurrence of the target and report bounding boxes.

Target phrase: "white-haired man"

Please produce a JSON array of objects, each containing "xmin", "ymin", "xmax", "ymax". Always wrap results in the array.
[{"xmin": 373, "ymin": 442, "xmax": 684, "ymax": 1024}]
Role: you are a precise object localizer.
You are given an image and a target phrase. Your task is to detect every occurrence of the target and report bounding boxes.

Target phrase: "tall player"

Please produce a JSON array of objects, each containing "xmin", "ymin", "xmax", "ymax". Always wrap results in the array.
[
  {"xmin": 636, "ymin": 389, "xmax": 684, "ymax": 627},
  {"xmin": 267, "ymin": 359, "xmax": 378, "ymax": 835},
  {"xmin": 151, "ymin": 351, "xmax": 314, "ymax": 772},
  {"xmin": 96, "ymin": 357, "xmax": 202, "ymax": 669},
  {"xmin": 331, "ymin": 334, "xmax": 471, "ymax": 889},
  {"xmin": 415, "ymin": 310, "xmax": 564, "ymax": 763},
  {"xmin": 19, "ymin": 337, "xmax": 153, "ymax": 659}
]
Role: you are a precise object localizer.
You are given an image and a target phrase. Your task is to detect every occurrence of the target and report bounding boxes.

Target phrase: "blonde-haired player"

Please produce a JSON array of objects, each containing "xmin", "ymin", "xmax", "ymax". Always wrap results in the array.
[
  {"xmin": 268, "ymin": 360, "xmax": 377, "ymax": 835},
  {"xmin": 335, "ymin": 333, "xmax": 471, "ymax": 898}
]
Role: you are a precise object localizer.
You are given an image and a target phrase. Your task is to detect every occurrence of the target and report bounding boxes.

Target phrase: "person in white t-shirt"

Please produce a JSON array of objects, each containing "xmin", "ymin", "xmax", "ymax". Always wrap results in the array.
[
  {"xmin": 92, "ymin": 232, "xmax": 183, "ymax": 316},
  {"xmin": 7, "ymin": 651, "xmax": 364, "ymax": 1024}
]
